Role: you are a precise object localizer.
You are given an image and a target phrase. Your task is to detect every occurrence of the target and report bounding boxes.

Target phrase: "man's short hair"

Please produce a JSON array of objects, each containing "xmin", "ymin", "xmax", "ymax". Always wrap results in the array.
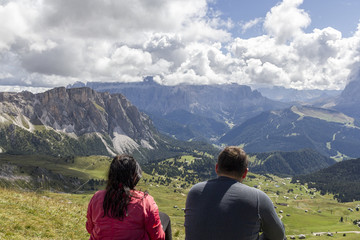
[{"xmin": 217, "ymin": 146, "xmax": 248, "ymax": 177}]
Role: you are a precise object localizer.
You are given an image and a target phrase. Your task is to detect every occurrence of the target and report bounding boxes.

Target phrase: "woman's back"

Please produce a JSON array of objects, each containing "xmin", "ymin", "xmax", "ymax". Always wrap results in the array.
[{"xmin": 86, "ymin": 190, "xmax": 164, "ymax": 240}]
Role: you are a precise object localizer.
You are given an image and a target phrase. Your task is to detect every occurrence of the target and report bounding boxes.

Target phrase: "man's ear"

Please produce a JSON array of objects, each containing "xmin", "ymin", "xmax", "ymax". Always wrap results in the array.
[
  {"xmin": 215, "ymin": 163, "xmax": 219, "ymax": 174},
  {"xmin": 242, "ymin": 168, "xmax": 248, "ymax": 179}
]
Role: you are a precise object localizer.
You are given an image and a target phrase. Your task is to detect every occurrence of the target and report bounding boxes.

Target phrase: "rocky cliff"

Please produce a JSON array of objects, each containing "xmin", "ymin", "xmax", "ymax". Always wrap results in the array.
[
  {"xmin": 0, "ymin": 87, "xmax": 157, "ymax": 156},
  {"xmin": 81, "ymin": 78, "xmax": 288, "ymax": 124},
  {"xmin": 334, "ymin": 69, "xmax": 360, "ymax": 120}
]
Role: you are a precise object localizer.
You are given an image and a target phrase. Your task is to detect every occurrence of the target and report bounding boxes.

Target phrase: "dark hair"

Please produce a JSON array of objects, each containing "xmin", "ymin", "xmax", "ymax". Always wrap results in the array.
[
  {"xmin": 103, "ymin": 154, "xmax": 142, "ymax": 219},
  {"xmin": 217, "ymin": 146, "xmax": 248, "ymax": 177}
]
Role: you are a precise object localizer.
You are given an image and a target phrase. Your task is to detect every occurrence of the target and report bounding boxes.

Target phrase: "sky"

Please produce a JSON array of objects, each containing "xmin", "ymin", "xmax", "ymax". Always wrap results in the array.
[{"xmin": 0, "ymin": 0, "xmax": 360, "ymax": 93}]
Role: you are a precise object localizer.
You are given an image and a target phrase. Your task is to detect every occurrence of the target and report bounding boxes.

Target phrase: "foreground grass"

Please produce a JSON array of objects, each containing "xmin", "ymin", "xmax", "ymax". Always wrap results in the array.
[
  {"xmin": 0, "ymin": 188, "xmax": 91, "ymax": 239},
  {"xmin": 2, "ymin": 155, "xmax": 360, "ymax": 239},
  {"xmin": 246, "ymin": 175, "xmax": 360, "ymax": 240},
  {"xmin": 0, "ymin": 180, "xmax": 187, "ymax": 240},
  {"xmin": 2, "ymin": 177, "xmax": 360, "ymax": 240}
]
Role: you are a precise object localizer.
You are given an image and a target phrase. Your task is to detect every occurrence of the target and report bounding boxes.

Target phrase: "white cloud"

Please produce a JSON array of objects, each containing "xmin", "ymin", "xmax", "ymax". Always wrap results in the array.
[
  {"xmin": 240, "ymin": 18, "xmax": 262, "ymax": 34},
  {"xmin": 293, "ymin": 27, "xmax": 341, "ymax": 64},
  {"xmin": 21, "ymin": 42, "xmax": 83, "ymax": 76},
  {"xmin": 0, "ymin": 0, "xmax": 231, "ymax": 88},
  {"xmin": 0, "ymin": 85, "xmax": 50, "ymax": 93},
  {"xmin": 0, "ymin": 1, "xmax": 32, "ymax": 50},
  {"xmin": 92, "ymin": 45, "xmax": 173, "ymax": 82},
  {"xmin": 38, "ymin": 0, "xmax": 214, "ymax": 44},
  {"xmin": 0, "ymin": 0, "xmax": 359, "ymax": 92},
  {"xmin": 264, "ymin": 0, "xmax": 311, "ymax": 44},
  {"xmin": 143, "ymin": 33, "xmax": 187, "ymax": 69},
  {"xmin": 228, "ymin": 22, "xmax": 359, "ymax": 90}
]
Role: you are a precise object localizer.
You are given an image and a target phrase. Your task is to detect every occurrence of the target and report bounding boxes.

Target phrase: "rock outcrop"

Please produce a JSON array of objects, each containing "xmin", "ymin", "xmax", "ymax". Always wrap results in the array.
[{"xmin": 0, "ymin": 87, "xmax": 157, "ymax": 155}]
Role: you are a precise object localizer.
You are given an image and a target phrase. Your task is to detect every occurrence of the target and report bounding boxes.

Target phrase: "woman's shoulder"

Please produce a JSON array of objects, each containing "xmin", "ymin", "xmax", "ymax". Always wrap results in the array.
[
  {"xmin": 94, "ymin": 189, "xmax": 106, "ymax": 195},
  {"xmin": 91, "ymin": 190, "xmax": 106, "ymax": 200},
  {"xmin": 131, "ymin": 191, "xmax": 158, "ymax": 206},
  {"xmin": 131, "ymin": 190, "xmax": 150, "ymax": 199}
]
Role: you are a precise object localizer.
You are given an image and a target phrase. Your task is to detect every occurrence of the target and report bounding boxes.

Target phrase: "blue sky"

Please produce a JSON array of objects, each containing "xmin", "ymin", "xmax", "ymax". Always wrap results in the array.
[
  {"xmin": 0, "ymin": 0, "xmax": 359, "ymax": 92},
  {"xmin": 212, "ymin": 0, "xmax": 360, "ymax": 38}
]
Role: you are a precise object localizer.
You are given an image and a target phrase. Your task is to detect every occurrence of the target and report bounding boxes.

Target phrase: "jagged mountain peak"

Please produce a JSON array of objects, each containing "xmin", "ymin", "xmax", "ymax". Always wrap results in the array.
[
  {"xmin": 333, "ymin": 67, "xmax": 360, "ymax": 119},
  {"xmin": 0, "ymin": 87, "xmax": 157, "ymax": 156}
]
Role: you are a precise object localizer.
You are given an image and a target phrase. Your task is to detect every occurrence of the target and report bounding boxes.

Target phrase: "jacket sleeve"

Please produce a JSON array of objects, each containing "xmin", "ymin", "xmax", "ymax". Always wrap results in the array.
[
  {"xmin": 258, "ymin": 191, "xmax": 286, "ymax": 240},
  {"xmin": 86, "ymin": 195, "xmax": 95, "ymax": 234},
  {"xmin": 143, "ymin": 194, "xmax": 166, "ymax": 240}
]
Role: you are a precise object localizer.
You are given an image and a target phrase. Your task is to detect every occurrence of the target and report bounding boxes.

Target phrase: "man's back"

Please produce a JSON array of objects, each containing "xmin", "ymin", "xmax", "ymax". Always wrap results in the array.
[{"xmin": 184, "ymin": 176, "xmax": 285, "ymax": 240}]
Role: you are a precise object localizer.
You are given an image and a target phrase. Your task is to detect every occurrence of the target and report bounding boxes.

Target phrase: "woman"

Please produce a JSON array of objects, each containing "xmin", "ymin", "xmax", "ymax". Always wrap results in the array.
[{"xmin": 86, "ymin": 155, "xmax": 166, "ymax": 240}]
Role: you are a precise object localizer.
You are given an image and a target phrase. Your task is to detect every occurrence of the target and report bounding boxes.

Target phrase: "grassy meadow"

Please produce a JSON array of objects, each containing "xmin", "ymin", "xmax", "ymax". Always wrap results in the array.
[{"xmin": 1, "ymin": 154, "xmax": 360, "ymax": 239}]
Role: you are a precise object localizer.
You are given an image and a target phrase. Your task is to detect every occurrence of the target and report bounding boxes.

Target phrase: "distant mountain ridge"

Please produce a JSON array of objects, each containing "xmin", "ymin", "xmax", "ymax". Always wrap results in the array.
[
  {"xmin": 68, "ymin": 78, "xmax": 289, "ymax": 141},
  {"xmin": 220, "ymin": 105, "xmax": 360, "ymax": 159},
  {"xmin": 256, "ymin": 86, "xmax": 340, "ymax": 103}
]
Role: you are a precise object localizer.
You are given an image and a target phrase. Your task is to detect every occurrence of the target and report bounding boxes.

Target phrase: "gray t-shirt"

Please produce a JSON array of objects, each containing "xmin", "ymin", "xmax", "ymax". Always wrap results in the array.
[{"xmin": 185, "ymin": 176, "xmax": 285, "ymax": 240}]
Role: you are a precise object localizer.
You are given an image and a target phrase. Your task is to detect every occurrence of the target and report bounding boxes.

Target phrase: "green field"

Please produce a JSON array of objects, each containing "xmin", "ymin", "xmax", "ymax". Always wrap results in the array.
[
  {"xmin": 291, "ymin": 106, "xmax": 356, "ymax": 126},
  {"xmin": 1, "ymin": 155, "xmax": 360, "ymax": 239}
]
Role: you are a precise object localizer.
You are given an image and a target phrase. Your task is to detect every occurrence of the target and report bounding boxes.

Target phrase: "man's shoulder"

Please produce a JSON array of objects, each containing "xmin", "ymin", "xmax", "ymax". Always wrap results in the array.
[
  {"xmin": 187, "ymin": 178, "xmax": 221, "ymax": 195},
  {"xmin": 188, "ymin": 177, "xmax": 270, "ymax": 196},
  {"xmin": 189, "ymin": 180, "xmax": 209, "ymax": 191},
  {"xmin": 237, "ymin": 183, "xmax": 271, "ymax": 198}
]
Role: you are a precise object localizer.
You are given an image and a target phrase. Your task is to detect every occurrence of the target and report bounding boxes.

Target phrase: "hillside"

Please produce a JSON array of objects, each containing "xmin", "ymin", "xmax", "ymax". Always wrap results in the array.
[
  {"xmin": 293, "ymin": 158, "xmax": 360, "ymax": 202},
  {"xmin": 0, "ymin": 138, "xmax": 219, "ymax": 193},
  {"xmin": 333, "ymin": 69, "xmax": 360, "ymax": 120},
  {"xmin": 0, "ymin": 154, "xmax": 109, "ymax": 192},
  {"xmin": 2, "ymin": 165, "xmax": 360, "ymax": 239},
  {"xmin": 0, "ymin": 87, "xmax": 218, "ymax": 162},
  {"xmin": 146, "ymin": 109, "xmax": 229, "ymax": 141},
  {"xmin": 0, "ymin": 87, "xmax": 155, "ymax": 157},
  {"xmin": 220, "ymin": 105, "xmax": 360, "ymax": 159},
  {"xmin": 249, "ymin": 149, "xmax": 336, "ymax": 176}
]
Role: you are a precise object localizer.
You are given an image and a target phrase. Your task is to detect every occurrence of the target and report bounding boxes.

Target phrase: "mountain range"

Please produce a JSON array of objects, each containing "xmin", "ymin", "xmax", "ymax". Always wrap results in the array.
[
  {"xmin": 67, "ymin": 71, "xmax": 360, "ymax": 160},
  {"xmin": 69, "ymin": 77, "xmax": 289, "ymax": 141},
  {"xmin": 256, "ymin": 86, "xmax": 340, "ymax": 103},
  {"xmin": 220, "ymin": 105, "xmax": 360, "ymax": 159},
  {"xmin": 1, "ymin": 74, "xmax": 360, "ymax": 203},
  {"xmin": 0, "ymin": 87, "xmax": 218, "ymax": 163},
  {"xmin": 2, "ymin": 67, "xmax": 360, "ymax": 168}
]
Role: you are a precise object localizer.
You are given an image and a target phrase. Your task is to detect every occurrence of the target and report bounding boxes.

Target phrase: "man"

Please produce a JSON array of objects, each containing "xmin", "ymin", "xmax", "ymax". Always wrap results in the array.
[{"xmin": 184, "ymin": 146, "xmax": 285, "ymax": 240}]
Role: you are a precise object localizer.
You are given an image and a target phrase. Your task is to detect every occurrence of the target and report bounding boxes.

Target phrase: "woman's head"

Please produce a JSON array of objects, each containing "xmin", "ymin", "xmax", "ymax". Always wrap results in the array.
[
  {"xmin": 107, "ymin": 154, "xmax": 142, "ymax": 190},
  {"xmin": 103, "ymin": 154, "xmax": 142, "ymax": 219}
]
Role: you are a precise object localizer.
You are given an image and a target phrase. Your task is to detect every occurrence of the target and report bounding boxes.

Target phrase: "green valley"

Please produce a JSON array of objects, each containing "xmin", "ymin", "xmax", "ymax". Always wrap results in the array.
[{"xmin": 1, "ymin": 154, "xmax": 360, "ymax": 239}]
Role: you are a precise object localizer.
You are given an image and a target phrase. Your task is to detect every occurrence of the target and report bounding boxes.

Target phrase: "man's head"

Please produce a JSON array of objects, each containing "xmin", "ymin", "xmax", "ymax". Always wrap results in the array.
[{"xmin": 216, "ymin": 146, "xmax": 248, "ymax": 181}]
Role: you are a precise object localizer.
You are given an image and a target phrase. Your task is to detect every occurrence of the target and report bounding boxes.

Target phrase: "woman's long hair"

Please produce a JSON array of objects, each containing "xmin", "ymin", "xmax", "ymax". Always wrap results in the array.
[{"xmin": 102, "ymin": 154, "xmax": 142, "ymax": 219}]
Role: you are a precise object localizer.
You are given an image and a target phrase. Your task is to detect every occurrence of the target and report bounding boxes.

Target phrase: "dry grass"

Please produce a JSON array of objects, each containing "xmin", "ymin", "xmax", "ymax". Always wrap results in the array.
[{"xmin": 0, "ymin": 188, "xmax": 91, "ymax": 239}]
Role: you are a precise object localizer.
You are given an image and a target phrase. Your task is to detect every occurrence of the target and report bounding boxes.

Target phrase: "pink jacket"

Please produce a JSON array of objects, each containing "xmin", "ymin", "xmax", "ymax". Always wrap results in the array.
[{"xmin": 86, "ymin": 190, "xmax": 165, "ymax": 240}]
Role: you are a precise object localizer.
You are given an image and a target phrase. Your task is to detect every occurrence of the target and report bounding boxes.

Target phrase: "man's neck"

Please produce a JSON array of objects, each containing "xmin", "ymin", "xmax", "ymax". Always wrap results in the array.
[{"xmin": 217, "ymin": 173, "xmax": 244, "ymax": 183}]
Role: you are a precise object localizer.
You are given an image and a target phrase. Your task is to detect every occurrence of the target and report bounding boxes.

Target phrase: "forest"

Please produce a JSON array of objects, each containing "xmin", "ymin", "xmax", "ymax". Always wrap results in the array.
[{"xmin": 292, "ymin": 158, "xmax": 360, "ymax": 202}]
